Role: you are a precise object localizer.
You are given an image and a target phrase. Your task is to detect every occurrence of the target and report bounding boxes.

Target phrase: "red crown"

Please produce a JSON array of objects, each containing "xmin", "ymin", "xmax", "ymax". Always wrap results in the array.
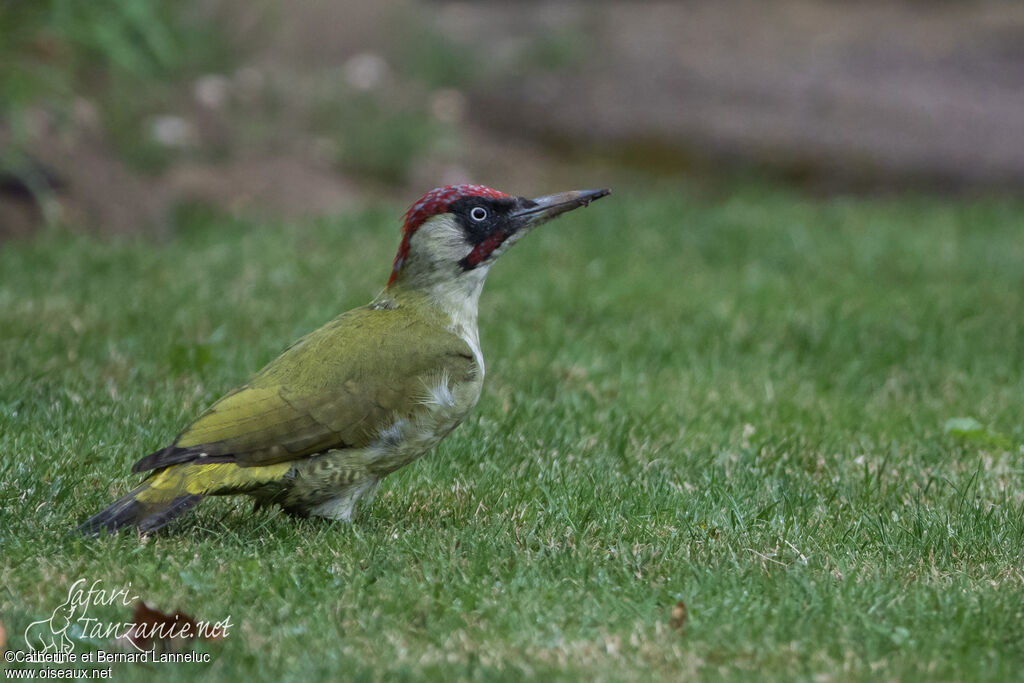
[{"xmin": 388, "ymin": 184, "xmax": 510, "ymax": 285}]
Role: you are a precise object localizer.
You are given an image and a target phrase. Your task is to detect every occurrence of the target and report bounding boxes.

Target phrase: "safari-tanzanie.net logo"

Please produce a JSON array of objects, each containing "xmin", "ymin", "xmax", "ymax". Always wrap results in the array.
[{"xmin": 9, "ymin": 578, "xmax": 231, "ymax": 669}]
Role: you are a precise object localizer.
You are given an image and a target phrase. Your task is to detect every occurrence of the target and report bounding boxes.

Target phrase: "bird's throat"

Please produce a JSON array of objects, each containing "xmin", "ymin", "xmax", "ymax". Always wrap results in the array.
[{"xmin": 376, "ymin": 267, "xmax": 488, "ymax": 373}]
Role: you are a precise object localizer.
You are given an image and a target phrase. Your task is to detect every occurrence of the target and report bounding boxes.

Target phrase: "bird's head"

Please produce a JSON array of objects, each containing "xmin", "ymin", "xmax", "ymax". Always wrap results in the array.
[{"xmin": 386, "ymin": 184, "xmax": 610, "ymax": 291}]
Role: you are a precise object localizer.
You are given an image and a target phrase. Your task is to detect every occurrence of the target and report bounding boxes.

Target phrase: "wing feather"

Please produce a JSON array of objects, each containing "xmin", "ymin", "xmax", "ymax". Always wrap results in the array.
[{"xmin": 132, "ymin": 306, "xmax": 477, "ymax": 473}]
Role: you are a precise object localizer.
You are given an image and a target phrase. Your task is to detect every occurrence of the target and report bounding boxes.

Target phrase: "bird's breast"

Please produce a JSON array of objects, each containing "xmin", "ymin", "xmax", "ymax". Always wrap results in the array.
[{"xmin": 366, "ymin": 370, "xmax": 483, "ymax": 474}]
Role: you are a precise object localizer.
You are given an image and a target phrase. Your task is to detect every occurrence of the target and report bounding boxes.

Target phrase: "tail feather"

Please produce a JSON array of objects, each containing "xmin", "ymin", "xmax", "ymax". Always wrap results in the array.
[
  {"xmin": 77, "ymin": 481, "xmax": 203, "ymax": 535},
  {"xmin": 78, "ymin": 461, "xmax": 290, "ymax": 536}
]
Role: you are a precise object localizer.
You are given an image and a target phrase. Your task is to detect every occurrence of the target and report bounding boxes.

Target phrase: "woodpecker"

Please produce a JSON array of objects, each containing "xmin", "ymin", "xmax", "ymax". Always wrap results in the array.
[{"xmin": 79, "ymin": 184, "xmax": 610, "ymax": 534}]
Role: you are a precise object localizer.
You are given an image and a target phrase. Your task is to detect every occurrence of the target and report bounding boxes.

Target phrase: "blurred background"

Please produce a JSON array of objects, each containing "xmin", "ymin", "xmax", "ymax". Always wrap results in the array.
[{"xmin": 2, "ymin": 0, "xmax": 1023, "ymax": 240}]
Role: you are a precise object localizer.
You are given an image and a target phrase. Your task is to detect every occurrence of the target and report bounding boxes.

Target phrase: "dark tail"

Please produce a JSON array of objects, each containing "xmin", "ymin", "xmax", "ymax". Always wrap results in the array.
[{"xmin": 77, "ymin": 481, "xmax": 203, "ymax": 535}]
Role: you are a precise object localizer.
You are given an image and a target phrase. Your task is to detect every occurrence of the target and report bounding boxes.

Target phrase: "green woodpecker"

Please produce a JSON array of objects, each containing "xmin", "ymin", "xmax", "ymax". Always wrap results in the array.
[{"xmin": 79, "ymin": 184, "xmax": 610, "ymax": 534}]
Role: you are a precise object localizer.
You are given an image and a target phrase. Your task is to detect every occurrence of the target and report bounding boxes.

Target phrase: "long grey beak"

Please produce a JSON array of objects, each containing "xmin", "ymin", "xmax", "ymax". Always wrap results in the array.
[{"xmin": 513, "ymin": 188, "xmax": 611, "ymax": 226}]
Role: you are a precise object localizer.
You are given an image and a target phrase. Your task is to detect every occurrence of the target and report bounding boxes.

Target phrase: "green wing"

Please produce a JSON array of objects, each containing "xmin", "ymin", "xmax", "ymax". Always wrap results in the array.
[{"xmin": 132, "ymin": 306, "xmax": 477, "ymax": 473}]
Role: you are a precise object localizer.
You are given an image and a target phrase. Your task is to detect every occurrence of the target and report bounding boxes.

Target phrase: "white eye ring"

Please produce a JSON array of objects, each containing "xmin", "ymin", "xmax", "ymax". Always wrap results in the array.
[{"xmin": 470, "ymin": 207, "xmax": 488, "ymax": 221}]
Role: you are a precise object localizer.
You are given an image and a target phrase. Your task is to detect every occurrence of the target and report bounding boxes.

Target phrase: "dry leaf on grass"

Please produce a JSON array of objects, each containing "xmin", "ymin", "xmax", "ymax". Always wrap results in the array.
[
  {"xmin": 119, "ymin": 602, "xmax": 225, "ymax": 653},
  {"xmin": 669, "ymin": 601, "xmax": 688, "ymax": 631}
]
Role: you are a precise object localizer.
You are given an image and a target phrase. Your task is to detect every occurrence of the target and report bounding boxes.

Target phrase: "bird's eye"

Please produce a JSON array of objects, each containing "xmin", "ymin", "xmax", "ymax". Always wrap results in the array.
[{"xmin": 470, "ymin": 207, "xmax": 488, "ymax": 221}]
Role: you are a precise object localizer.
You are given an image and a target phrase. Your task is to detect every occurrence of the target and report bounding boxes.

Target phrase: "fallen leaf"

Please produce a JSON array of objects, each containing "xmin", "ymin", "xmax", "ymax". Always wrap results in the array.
[
  {"xmin": 670, "ymin": 601, "xmax": 688, "ymax": 630},
  {"xmin": 943, "ymin": 417, "xmax": 1012, "ymax": 449},
  {"xmin": 944, "ymin": 416, "xmax": 984, "ymax": 435},
  {"xmin": 121, "ymin": 602, "xmax": 222, "ymax": 653}
]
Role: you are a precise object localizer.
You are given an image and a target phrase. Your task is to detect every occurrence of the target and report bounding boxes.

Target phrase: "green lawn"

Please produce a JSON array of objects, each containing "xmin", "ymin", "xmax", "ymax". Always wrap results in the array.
[{"xmin": 1, "ymin": 182, "xmax": 1022, "ymax": 681}]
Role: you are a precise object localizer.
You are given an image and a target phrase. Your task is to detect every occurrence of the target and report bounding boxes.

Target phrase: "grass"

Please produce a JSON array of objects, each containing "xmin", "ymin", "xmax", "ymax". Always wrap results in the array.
[{"xmin": 1, "ymin": 181, "xmax": 1023, "ymax": 681}]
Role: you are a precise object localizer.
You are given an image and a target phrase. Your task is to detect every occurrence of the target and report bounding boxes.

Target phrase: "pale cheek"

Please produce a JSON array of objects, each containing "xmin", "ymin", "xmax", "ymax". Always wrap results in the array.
[{"xmin": 411, "ymin": 220, "xmax": 473, "ymax": 263}]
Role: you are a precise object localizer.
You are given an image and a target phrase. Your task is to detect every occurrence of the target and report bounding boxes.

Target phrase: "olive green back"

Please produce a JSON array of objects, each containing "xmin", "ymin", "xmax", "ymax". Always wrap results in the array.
[{"xmin": 168, "ymin": 302, "xmax": 477, "ymax": 467}]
